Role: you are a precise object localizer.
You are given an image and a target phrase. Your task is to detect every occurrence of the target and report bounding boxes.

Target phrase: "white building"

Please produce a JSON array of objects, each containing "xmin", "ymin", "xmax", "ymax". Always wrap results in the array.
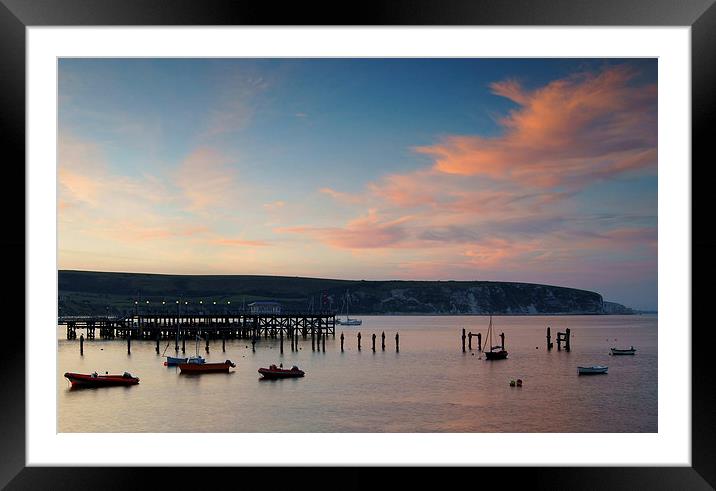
[{"xmin": 248, "ymin": 301, "xmax": 282, "ymax": 315}]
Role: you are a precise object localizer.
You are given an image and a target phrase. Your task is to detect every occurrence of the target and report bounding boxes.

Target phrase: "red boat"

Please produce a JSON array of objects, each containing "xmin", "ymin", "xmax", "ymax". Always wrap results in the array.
[
  {"xmin": 258, "ymin": 364, "xmax": 305, "ymax": 379},
  {"xmin": 64, "ymin": 371, "xmax": 139, "ymax": 388},
  {"xmin": 179, "ymin": 360, "xmax": 235, "ymax": 374}
]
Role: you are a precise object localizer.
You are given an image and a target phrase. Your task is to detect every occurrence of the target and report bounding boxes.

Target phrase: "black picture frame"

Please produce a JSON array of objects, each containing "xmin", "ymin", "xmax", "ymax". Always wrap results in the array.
[{"xmin": 2, "ymin": 0, "xmax": 713, "ymax": 488}]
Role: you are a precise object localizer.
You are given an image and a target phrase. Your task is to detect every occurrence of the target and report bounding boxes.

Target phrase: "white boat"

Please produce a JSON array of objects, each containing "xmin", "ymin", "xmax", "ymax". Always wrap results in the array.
[
  {"xmin": 610, "ymin": 346, "xmax": 636, "ymax": 355},
  {"xmin": 578, "ymin": 365, "xmax": 608, "ymax": 375},
  {"xmin": 337, "ymin": 290, "xmax": 362, "ymax": 326}
]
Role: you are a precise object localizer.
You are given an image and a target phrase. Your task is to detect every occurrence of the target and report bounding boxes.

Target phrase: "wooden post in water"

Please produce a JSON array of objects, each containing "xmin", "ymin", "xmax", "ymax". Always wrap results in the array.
[
  {"xmin": 205, "ymin": 334, "xmax": 210, "ymax": 353},
  {"xmin": 381, "ymin": 331, "xmax": 385, "ymax": 351},
  {"xmin": 372, "ymin": 333, "xmax": 376, "ymax": 352},
  {"xmin": 127, "ymin": 331, "xmax": 131, "ymax": 355},
  {"xmin": 462, "ymin": 328, "xmax": 466, "ymax": 352},
  {"xmin": 565, "ymin": 328, "xmax": 571, "ymax": 352},
  {"xmin": 222, "ymin": 332, "xmax": 226, "ymax": 352},
  {"xmin": 500, "ymin": 332, "xmax": 505, "ymax": 350},
  {"xmin": 252, "ymin": 336, "xmax": 256, "ymax": 352},
  {"xmin": 357, "ymin": 332, "xmax": 362, "ymax": 351},
  {"xmin": 340, "ymin": 332, "xmax": 344, "ymax": 352},
  {"xmin": 156, "ymin": 331, "xmax": 160, "ymax": 354},
  {"xmin": 547, "ymin": 327, "xmax": 553, "ymax": 350},
  {"xmin": 80, "ymin": 334, "xmax": 84, "ymax": 356},
  {"xmin": 182, "ymin": 331, "xmax": 186, "ymax": 353},
  {"xmin": 468, "ymin": 332, "xmax": 473, "ymax": 350},
  {"xmin": 280, "ymin": 328, "xmax": 284, "ymax": 355},
  {"xmin": 395, "ymin": 332, "xmax": 400, "ymax": 352},
  {"xmin": 477, "ymin": 332, "xmax": 482, "ymax": 351},
  {"xmin": 311, "ymin": 326, "xmax": 316, "ymax": 351},
  {"xmin": 322, "ymin": 332, "xmax": 326, "ymax": 352}
]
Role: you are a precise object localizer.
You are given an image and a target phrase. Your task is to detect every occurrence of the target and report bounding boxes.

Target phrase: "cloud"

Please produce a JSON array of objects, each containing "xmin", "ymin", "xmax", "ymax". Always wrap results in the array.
[
  {"xmin": 415, "ymin": 65, "xmax": 657, "ymax": 190},
  {"xmin": 212, "ymin": 238, "xmax": 272, "ymax": 247},
  {"xmin": 277, "ymin": 209, "xmax": 412, "ymax": 249},
  {"xmin": 174, "ymin": 147, "xmax": 238, "ymax": 211}
]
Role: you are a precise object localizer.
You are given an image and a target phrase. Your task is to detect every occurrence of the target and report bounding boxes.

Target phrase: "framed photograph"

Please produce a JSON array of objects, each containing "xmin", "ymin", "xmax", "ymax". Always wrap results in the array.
[{"xmin": 5, "ymin": 0, "xmax": 713, "ymax": 488}]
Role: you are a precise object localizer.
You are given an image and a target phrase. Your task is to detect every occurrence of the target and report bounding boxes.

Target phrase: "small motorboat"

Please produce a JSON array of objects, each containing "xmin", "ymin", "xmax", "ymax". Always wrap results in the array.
[
  {"xmin": 179, "ymin": 360, "xmax": 235, "ymax": 374},
  {"xmin": 64, "ymin": 371, "xmax": 140, "ymax": 388},
  {"xmin": 578, "ymin": 365, "xmax": 608, "ymax": 375},
  {"xmin": 164, "ymin": 356, "xmax": 188, "ymax": 366},
  {"xmin": 485, "ymin": 349, "xmax": 508, "ymax": 360},
  {"xmin": 610, "ymin": 346, "xmax": 636, "ymax": 355},
  {"xmin": 258, "ymin": 364, "xmax": 305, "ymax": 379}
]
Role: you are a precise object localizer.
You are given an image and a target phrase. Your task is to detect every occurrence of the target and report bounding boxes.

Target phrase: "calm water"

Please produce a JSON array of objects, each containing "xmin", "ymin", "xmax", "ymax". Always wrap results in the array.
[{"xmin": 58, "ymin": 315, "xmax": 657, "ymax": 432}]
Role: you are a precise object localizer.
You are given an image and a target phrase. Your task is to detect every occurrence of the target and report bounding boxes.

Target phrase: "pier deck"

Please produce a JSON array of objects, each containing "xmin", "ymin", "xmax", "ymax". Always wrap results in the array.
[{"xmin": 58, "ymin": 313, "xmax": 336, "ymax": 340}]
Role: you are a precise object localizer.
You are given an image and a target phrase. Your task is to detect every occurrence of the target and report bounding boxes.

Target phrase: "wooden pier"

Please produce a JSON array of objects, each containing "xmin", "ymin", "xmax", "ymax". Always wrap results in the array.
[{"xmin": 58, "ymin": 313, "xmax": 336, "ymax": 341}]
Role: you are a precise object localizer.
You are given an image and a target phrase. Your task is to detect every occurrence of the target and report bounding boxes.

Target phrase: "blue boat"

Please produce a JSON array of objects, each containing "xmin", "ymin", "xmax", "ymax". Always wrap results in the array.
[{"xmin": 164, "ymin": 356, "xmax": 188, "ymax": 366}]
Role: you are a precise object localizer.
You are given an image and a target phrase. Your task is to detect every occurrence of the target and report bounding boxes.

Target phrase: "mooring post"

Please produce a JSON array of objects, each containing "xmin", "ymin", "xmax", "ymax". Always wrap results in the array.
[
  {"xmin": 557, "ymin": 332, "xmax": 562, "ymax": 351},
  {"xmin": 322, "ymin": 332, "xmax": 326, "ymax": 352},
  {"xmin": 80, "ymin": 334, "xmax": 84, "ymax": 356},
  {"xmin": 468, "ymin": 332, "xmax": 473, "ymax": 350},
  {"xmin": 222, "ymin": 332, "xmax": 226, "ymax": 352},
  {"xmin": 340, "ymin": 332, "xmax": 344, "ymax": 352},
  {"xmin": 477, "ymin": 332, "xmax": 482, "ymax": 351},
  {"xmin": 547, "ymin": 327, "xmax": 553, "ymax": 350},
  {"xmin": 372, "ymin": 333, "xmax": 376, "ymax": 352},
  {"xmin": 395, "ymin": 332, "xmax": 400, "ymax": 352},
  {"xmin": 381, "ymin": 331, "xmax": 385, "ymax": 351},
  {"xmin": 500, "ymin": 332, "xmax": 505, "ymax": 350},
  {"xmin": 206, "ymin": 335, "xmax": 210, "ymax": 353},
  {"xmin": 565, "ymin": 328, "xmax": 571, "ymax": 351},
  {"xmin": 252, "ymin": 336, "xmax": 256, "ymax": 352},
  {"xmin": 280, "ymin": 329, "xmax": 284, "ymax": 354},
  {"xmin": 127, "ymin": 331, "xmax": 131, "ymax": 355},
  {"xmin": 357, "ymin": 332, "xmax": 362, "ymax": 351},
  {"xmin": 156, "ymin": 331, "xmax": 160, "ymax": 354},
  {"xmin": 182, "ymin": 331, "xmax": 186, "ymax": 353},
  {"xmin": 462, "ymin": 328, "xmax": 466, "ymax": 352},
  {"xmin": 311, "ymin": 327, "xmax": 316, "ymax": 351}
]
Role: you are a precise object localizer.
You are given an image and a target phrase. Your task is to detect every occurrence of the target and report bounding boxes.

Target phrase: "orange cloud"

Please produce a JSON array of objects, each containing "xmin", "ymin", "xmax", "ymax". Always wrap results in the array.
[
  {"xmin": 415, "ymin": 65, "xmax": 657, "ymax": 189},
  {"xmin": 277, "ymin": 209, "xmax": 412, "ymax": 249},
  {"xmin": 212, "ymin": 238, "xmax": 272, "ymax": 247}
]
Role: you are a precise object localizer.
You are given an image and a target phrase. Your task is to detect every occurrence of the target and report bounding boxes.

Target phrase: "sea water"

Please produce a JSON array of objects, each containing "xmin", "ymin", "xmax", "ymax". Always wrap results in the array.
[{"xmin": 57, "ymin": 315, "xmax": 657, "ymax": 432}]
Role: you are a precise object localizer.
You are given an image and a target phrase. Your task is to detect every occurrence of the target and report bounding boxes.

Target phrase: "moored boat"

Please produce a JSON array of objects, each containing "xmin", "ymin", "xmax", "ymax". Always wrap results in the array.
[
  {"xmin": 64, "ymin": 371, "xmax": 139, "ymax": 388},
  {"xmin": 164, "ymin": 356, "xmax": 188, "ymax": 366},
  {"xmin": 610, "ymin": 346, "xmax": 636, "ymax": 355},
  {"xmin": 483, "ymin": 315, "xmax": 508, "ymax": 360},
  {"xmin": 179, "ymin": 360, "xmax": 235, "ymax": 374},
  {"xmin": 258, "ymin": 364, "xmax": 305, "ymax": 379},
  {"xmin": 578, "ymin": 365, "xmax": 608, "ymax": 375}
]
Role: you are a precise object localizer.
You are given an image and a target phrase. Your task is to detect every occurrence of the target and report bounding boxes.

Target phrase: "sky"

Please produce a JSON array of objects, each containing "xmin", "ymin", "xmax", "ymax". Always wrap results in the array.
[{"xmin": 58, "ymin": 58, "xmax": 658, "ymax": 310}]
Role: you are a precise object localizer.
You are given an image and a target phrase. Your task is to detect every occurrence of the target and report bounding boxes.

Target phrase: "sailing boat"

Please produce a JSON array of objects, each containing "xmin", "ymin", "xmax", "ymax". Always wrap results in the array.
[
  {"xmin": 187, "ymin": 333, "xmax": 205, "ymax": 364},
  {"xmin": 164, "ymin": 325, "xmax": 187, "ymax": 366},
  {"xmin": 336, "ymin": 290, "xmax": 362, "ymax": 326},
  {"xmin": 484, "ymin": 315, "xmax": 508, "ymax": 360}
]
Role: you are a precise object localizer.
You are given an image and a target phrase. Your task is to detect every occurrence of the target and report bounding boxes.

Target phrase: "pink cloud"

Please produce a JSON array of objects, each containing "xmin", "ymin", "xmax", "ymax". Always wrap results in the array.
[{"xmin": 415, "ymin": 65, "xmax": 657, "ymax": 189}]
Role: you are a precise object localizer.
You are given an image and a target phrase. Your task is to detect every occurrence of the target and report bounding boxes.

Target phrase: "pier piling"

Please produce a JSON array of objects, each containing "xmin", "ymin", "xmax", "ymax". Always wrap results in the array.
[
  {"xmin": 500, "ymin": 332, "xmax": 505, "ymax": 350},
  {"xmin": 322, "ymin": 332, "xmax": 325, "ymax": 352},
  {"xmin": 468, "ymin": 332, "xmax": 472, "ymax": 350},
  {"xmin": 547, "ymin": 327, "xmax": 553, "ymax": 350},
  {"xmin": 372, "ymin": 333, "xmax": 376, "ymax": 352},
  {"xmin": 80, "ymin": 334, "xmax": 84, "ymax": 356},
  {"xmin": 156, "ymin": 332, "xmax": 160, "ymax": 354},
  {"xmin": 280, "ymin": 329, "xmax": 284, "ymax": 354},
  {"xmin": 395, "ymin": 332, "xmax": 400, "ymax": 352},
  {"xmin": 358, "ymin": 332, "xmax": 362, "ymax": 351},
  {"xmin": 477, "ymin": 332, "xmax": 482, "ymax": 351},
  {"xmin": 340, "ymin": 332, "xmax": 344, "ymax": 352},
  {"xmin": 462, "ymin": 328, "xmax": 466, "ymax": 352},
  {"xmin": 223, "ymin": 332, "xmax": 226, "ymax": 352},
  {"xmin": 205, "ymin": 335, "xmax": 210, "ymax": 353},
  {"xmin": 182, "ymin": 332, "xmax": 186, "ymax": 353},
  {"xmin": 381, "ymin": 331, "xmax": 385, "ymax": 351},
  {"xmin": 127, "ymin": 332, "xmax": 131, "ymax": 355},
  {"xmin": 565, "ymin": 328, "xmax": 571, "ymax": 351}
]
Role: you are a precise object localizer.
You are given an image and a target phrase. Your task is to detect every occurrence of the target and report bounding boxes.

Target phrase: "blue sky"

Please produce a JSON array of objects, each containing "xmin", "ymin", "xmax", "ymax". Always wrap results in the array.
[{"xmin": 58, "ymin": 58, "xmax": 658, "ymax": 309}]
